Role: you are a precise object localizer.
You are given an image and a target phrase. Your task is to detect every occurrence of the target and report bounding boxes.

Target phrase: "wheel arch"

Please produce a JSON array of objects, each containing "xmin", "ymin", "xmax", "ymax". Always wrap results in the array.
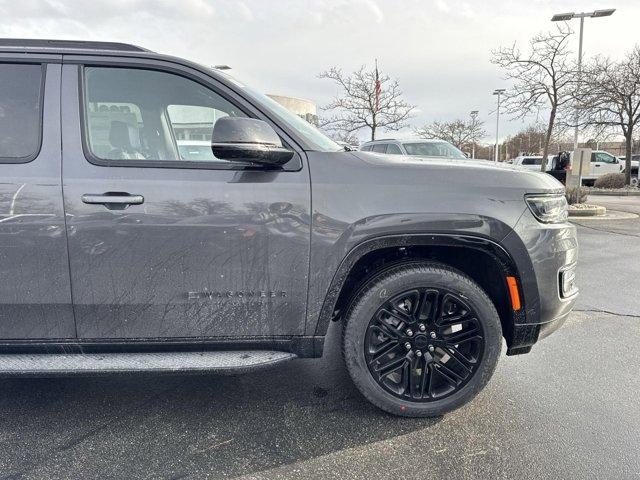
[{"xmin": 314, "ymin": 234, "xmax": 529, "ymax": 351}]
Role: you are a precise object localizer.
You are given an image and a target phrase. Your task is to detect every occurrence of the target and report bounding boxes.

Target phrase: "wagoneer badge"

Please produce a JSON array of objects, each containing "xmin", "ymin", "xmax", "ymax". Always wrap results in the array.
[{"xmin": 187, "ymin": 290, "xmax": 287, "ymax": 300}]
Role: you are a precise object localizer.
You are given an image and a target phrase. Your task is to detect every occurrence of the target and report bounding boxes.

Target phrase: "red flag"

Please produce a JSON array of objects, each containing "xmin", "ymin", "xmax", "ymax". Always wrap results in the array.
[{"xmin": 375, "ymin": 60, "xmax": 381, "ymax": 112}]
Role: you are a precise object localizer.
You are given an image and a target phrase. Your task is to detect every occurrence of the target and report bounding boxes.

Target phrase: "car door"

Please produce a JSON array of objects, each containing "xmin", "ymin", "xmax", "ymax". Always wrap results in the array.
[
  {"xmin": 0, "ymin": 57, "xmax": 76, "ymax": 339},
  {"xmin": 600, "ymin": 152, "xmax": 622, "ymax": 175},
  {"xmin": 60, "ymin": 59, "xmax": 311, "ymax": 339},
  {"xmin": 591, "ymin": 152, "xmax": 620, "ymax": 177}
]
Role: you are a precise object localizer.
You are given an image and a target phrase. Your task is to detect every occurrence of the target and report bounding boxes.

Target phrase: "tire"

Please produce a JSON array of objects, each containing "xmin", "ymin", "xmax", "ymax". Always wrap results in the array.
[{"xmin": 342, "ymin": 262, "xmax": 502, "ymax": 417}]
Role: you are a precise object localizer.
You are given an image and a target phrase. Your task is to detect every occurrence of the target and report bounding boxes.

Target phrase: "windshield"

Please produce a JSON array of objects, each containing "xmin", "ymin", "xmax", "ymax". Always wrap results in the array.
[
  {"xmin": 216, "ymin": 71, "xmax": 342, "ymax": 152},
  {"xmin": 402, "ymin": 142, "xmax": 465, "ymax": 158}
]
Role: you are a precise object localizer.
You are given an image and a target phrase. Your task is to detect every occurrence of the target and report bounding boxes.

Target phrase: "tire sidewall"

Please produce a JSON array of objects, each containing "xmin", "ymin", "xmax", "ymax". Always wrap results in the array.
[{"xmin": 343, "ymin": 265, "xmax": 502, "ymax": 417}]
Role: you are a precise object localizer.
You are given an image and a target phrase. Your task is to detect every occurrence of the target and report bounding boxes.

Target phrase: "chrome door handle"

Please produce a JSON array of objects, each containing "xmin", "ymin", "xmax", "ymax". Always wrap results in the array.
[{"xmin": 81, "ymin": 193, "xmax": 144, "ymax": 209}]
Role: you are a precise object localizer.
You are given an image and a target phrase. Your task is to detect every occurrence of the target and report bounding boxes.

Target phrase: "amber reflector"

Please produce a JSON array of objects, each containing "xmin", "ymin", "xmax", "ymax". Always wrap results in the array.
[{"xmin": 506, "ymin": 276, "xmax": 522, "ymax": 311}]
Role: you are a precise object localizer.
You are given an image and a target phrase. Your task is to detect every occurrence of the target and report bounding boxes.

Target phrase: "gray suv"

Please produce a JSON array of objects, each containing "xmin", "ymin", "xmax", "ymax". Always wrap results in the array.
[{"xmin": 0, "ymin": 39, "xmax": 577, "ymax": 417}]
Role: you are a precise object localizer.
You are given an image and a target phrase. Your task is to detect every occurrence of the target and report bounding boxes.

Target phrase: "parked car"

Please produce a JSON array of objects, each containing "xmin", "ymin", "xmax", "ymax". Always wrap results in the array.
[
  {"xmin": 548, "ymin": 150, "xmax": 631, "ymax": 186},
  {"xmin": 360, "ymin": 138, "xmax": 466, "ymax": 158},
  {"xmin": 0, "ymin": 39, "xmax": 578, "ymax": 417},
  {"xmin": 581, "ymin": 150, "xmax": 624, "ymax": 185},
  {"xmin": 177, "ymin": 140, "xmax": 217, "ymax": 161},
  {"xmin": 512, "ymin": 155, "xmax": 551, "ymax": 172}
]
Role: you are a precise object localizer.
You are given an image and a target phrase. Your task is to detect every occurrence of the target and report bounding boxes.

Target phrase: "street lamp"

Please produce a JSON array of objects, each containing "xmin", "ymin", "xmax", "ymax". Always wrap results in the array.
[
  {"xmin": 470, "ymin": 110, "xmax": 479, "ymax": 159},
  {"xmin": 493, "ymin": 89, "xmax": 505, "ymax": 163},
  {"xmin": 551, "ymin": 9, "xmax": 615, "ymax": 151}
]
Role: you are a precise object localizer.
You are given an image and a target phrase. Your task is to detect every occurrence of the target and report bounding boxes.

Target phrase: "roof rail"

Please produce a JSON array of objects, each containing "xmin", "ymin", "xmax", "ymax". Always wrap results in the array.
[{"xmin": 0, "ymin": 38, "xmax": 150, "ymax": 53}]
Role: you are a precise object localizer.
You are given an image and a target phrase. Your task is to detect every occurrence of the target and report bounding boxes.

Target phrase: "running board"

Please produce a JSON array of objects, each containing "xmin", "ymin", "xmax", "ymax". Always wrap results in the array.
[{"xmin": 0, "ymin": 350, "xmax": 296, "ymax": 376}]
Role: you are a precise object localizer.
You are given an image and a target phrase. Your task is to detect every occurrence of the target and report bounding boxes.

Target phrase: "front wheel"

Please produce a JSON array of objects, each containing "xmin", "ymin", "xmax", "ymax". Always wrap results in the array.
[{"xmin": 342, "ymin": 263, "xmax": 502, "ymax": 417}]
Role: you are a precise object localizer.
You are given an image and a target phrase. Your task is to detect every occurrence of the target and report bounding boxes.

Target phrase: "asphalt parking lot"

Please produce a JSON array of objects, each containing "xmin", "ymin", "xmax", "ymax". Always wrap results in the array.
[{"xmin": 1, "ymin": 196, "xmax": 639, "ymax": 480}]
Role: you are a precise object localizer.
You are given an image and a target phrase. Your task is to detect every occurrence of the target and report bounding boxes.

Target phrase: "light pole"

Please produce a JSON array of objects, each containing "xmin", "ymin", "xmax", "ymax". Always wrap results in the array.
[
  {"xmin": 470, "ymin": 110, "xmax": 479, "ymax": 159},
  {"xmin": 493, "ymin": 89, "xmax": 505, "ymax": 162},
  {"xmin": 551, "ymin": 9, "xmax": 615, "ymax": 151}
]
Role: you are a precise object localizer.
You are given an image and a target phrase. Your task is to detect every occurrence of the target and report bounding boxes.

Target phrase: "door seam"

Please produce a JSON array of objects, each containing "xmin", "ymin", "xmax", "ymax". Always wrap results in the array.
[{"xmin": 59, "ymin": 58, "xmax": 79, "ymax": 339}]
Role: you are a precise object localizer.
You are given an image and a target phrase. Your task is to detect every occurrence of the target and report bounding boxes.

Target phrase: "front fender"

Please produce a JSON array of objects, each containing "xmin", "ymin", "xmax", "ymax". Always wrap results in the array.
[{"xmin": 305, "ymin": 212, "xmax": 529, "ymax": 336}]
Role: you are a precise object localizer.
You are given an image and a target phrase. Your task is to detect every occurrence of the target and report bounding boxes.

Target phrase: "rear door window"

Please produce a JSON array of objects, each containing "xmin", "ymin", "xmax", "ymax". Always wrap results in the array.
[
  {"xmin": 386, "ymin": 144, "xmax": 402, "ymax": 155},
  {"xmin": 0, "ymin": 63, "xmax": 44, "ymax": 162},
  {"xmin": 371, "ymin": 144, "xmax": 387, "ymax": 153}
]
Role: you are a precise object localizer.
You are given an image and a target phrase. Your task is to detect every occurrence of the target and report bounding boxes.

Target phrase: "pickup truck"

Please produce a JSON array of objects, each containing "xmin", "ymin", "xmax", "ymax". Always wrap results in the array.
[
  {"xmin": 0, "ymin": 39, "xmax": 578, "ymax": 417},
  {"xmin": 583, "ymin": 150, "xmax": 624, "ymax": 184}
]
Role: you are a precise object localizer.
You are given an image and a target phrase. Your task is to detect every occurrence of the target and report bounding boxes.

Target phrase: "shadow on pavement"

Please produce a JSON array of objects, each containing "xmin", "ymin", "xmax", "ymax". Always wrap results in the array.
[{"xmin": 0, "ymin": 322, "xmax": 441, "ymax": 479}]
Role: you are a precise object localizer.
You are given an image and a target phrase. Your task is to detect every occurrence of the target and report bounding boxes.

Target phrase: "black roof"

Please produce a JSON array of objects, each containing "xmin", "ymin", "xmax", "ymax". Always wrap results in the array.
[{"xmin": 0, "ymin": 38, "xmax": 150, "ymax": 53}]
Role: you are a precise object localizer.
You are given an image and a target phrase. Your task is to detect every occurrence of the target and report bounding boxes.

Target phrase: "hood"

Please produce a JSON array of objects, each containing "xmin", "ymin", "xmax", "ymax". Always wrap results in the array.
[{"xmin": 350, "ymin": 151, "xmax": 564, "ymax": 193}]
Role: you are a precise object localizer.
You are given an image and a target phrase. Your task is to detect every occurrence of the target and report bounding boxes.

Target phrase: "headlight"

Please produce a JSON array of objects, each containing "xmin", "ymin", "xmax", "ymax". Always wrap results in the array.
[{"xmin": 525, "ymin": 194, "xmax": 568, "ymax": 223}]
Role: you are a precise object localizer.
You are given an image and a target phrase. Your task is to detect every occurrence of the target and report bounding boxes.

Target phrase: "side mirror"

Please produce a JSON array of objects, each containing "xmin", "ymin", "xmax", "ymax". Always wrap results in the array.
[{"xmin": 211, "ymin": 117, "xmax": 294, "ymax": 167}]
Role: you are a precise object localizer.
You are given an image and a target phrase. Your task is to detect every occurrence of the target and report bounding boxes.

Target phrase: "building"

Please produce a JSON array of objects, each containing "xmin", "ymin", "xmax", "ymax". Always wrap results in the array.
[{"xmin": 267, "ymin": 94, "xmax": 318, "ymax": 126}]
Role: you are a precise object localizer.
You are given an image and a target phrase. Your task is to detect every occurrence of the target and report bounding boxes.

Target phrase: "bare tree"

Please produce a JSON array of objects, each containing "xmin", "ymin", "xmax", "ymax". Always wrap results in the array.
[
  {"xmin": 318, "ymin": 64, "xmax": 414, "ymax": 141},
  {"xmin": 584, "ymin": 124, "xmax": 618, "ymax": 151},
  {"xmin": 577, "ymin": 46, "xmax": 640, "ymax": 185},
  {"xmin": 502, "ymin": 123, "xmax": 546, "ymax": 156},
  {"xmin": 321, "ymin": 128, "xmax": 360, "ymax": 147},
  {"xmin": 492, "ymin": 25, "xmax": 575, "ymax": 171},
  {"xmin": 414, "ymin": 115, "xmax": 486, "ymax": 152}
]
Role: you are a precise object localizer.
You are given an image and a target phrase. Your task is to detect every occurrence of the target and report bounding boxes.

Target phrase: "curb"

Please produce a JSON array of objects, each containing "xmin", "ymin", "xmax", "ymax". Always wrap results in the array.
[
  {"xmin": 568, "ymin": 206, "xmax": 606, "ymax": 217},
  {"xmin": 587, "ymin": 190, "xmax": 640, "ymax": 196},
  {"xmin": 570, "ymin": 210, "xmax": 638, "ymax": 221}
]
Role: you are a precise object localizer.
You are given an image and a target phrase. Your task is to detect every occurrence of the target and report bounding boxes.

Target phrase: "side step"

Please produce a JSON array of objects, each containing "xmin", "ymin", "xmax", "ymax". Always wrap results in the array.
[{"xmin": 0, "ymin": 350, "xmax": 297, "ymax": 376}]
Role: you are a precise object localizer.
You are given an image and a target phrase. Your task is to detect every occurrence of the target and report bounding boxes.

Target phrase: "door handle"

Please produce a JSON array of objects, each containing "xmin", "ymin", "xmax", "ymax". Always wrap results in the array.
[{"xmin": 81, "ymin": 193, "xmax": 144, "ymax": 210}]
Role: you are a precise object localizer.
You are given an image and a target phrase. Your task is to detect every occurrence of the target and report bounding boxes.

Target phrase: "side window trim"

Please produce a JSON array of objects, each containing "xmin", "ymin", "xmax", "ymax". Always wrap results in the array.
[
  {"xmin": 0, "ymin": 63, "xmax": 47, "ymax": 164},
  {"xmin": 77, "ymin": 63, "xmax": 302, "ymax": 171}
]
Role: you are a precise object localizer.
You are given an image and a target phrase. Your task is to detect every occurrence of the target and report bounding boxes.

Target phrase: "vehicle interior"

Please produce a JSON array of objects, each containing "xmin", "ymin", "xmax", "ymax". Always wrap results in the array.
[{"xmin": 83, "ymin": 66, "xmax": 246, "ymax": 163}]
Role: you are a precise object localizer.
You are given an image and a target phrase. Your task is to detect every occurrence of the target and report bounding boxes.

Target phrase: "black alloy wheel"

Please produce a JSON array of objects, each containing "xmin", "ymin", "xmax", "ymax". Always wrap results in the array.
[
  {"xmin": 342, "ymin": 263, "xmax": 502, "ymax": 417},
  {"xmin": 364, "ymin": 287, "xmax": 484, "ymax": 401}
]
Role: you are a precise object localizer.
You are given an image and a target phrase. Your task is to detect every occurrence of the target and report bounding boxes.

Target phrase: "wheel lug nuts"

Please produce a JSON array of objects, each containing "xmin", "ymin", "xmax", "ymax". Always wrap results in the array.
[
  {"xmin": 416, "ymin": 350, "xmax": 422, "ymax": 357},
  {"xmin": 406, "ymin": 329, "xmax": 413, "ymax": 337},
  {"xmin": 404, "ymin": 342, "xmax": 412, "ymax": 351},
  {"xmin": 419, "ymin": 324, "xmax": 426, "ymax": 332},
  {"xmin": 430, "ymin": 331, "xmax": 437, "ymax": 339},
  {"xmin": 428, "ymin": 345, "xmax": 435, "ymax": 352}
]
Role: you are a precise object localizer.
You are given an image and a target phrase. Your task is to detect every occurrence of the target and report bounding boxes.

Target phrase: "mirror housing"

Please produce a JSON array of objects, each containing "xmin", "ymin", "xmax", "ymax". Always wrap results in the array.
[{"xmin": 211, "ymin": 117, "xmax": 294, "ymax": 167}]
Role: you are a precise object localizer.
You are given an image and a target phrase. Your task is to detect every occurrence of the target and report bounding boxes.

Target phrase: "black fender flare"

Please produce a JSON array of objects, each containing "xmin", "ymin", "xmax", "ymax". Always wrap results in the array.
[{"xmin": 313, "ymin": 233, "xmax": 536, "ymax": 337}]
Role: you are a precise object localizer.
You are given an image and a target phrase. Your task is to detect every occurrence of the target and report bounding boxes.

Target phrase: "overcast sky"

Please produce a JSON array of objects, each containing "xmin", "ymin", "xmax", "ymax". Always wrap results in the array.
[{"xmin": 1, "ymin": 0, "xmax": 638, "ymax": 142}]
